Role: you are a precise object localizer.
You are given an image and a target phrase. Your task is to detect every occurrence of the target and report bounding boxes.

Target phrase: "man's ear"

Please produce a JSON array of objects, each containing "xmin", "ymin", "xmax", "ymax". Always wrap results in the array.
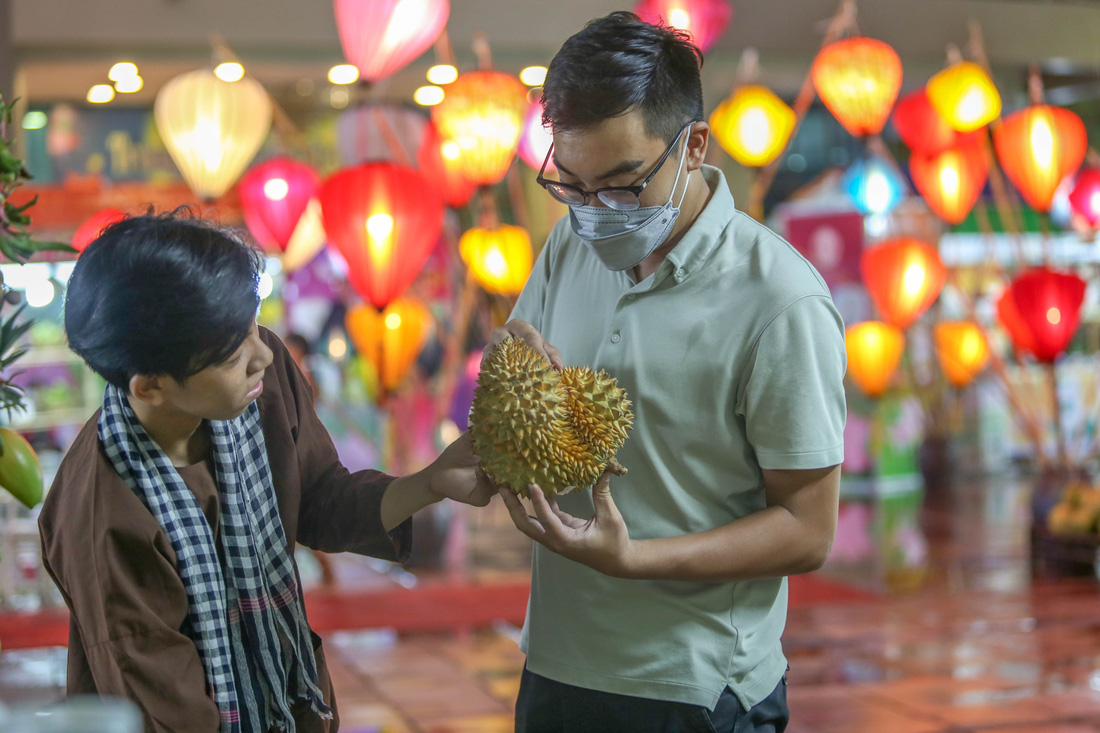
[
  {"xmin": 686, "ymin": 121, "xmax": 710, "ymax": 171},
  {"xmin": 129, "ymin": 374, "xmax": 167, "ymax": 407}
]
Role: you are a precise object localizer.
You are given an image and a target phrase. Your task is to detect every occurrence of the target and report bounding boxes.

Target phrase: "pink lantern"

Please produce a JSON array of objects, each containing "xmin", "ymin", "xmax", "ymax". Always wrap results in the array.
[
  {"xmin": 1068, "ymin": 167, "xmax": 1100, "ymax": 229},
  {"xmin": 239, "ymin": 157, "xmax": 319, "ymax": 254},
  {"xmin": 333, "ymin": 0, "xmax": 450, "ymax": 84},
  {"xmin": 633, "ymin": 0, "xmax": 733, "ymax": 53},
  {"xmin": 517, "ymin": 98, "xmax": 555, "ymax": 173}
]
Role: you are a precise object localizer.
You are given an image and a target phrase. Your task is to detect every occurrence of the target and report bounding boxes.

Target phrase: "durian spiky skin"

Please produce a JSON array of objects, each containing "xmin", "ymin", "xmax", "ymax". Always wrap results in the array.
[{"xmin": 469, "ymin": 338, "xmax": 633, "ymax": 498}]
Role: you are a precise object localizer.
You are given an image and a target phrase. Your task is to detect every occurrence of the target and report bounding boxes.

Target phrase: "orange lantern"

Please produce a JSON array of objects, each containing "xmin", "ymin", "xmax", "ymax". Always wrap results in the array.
[
  {"xmin": 431, "ymin": 71, "xmax": 529, "ymax": 186},
  {"xmin": 417, "ymin": 123, "xmax": 478, "ymax": 208},
  {"xmin": 345, "ymin": 298, "xmax": 432, "ymax": 393},
  {"xmin": 845, "ymin": 321, "xmax": 905, "ymax": 398},
  {"xmin": 811, "ymin": 37, "xmax": 902, "ymax": 137},
  {"xmin": 860, "ymin": 238, "xmax": 946, "ymax": 330},
  {"xmin": 459, "ymin": 224, "xmax": 533, "ymax": 296},
  {"xmin": 933, "ymin": 322, "xmax": 990, "ymax": 388},
  {"xmin": 993, "ymin": 105, "xmax": 1088, "ymax": 212},
  {"xmin": 708, "ymin": 85, "xmax": 795, "ymax": 167},
  {"xmin": 909, "ymin": 138, "xmax": 989, "ymax": 224},
  {"xmin": 926, "ymin": 62, "xmax": 1001, "ymax": 133}
]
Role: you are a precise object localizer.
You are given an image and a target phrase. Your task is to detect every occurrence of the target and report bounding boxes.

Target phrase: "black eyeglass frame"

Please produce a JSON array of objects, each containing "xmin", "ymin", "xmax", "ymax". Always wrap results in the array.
[{"xmin": 535, "ymin": 121, "xmax": 696, "ymax": 211}]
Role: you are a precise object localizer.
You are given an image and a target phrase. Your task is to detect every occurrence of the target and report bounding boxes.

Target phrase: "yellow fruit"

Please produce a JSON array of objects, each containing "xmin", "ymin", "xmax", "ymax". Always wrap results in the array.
[
  {"xmin": 0, "ymin": 428, "xmax": 43, "ymax": 509},
  {"xmin": 469, "ymin": 337, "xmax": 633, "ymax": 497}
]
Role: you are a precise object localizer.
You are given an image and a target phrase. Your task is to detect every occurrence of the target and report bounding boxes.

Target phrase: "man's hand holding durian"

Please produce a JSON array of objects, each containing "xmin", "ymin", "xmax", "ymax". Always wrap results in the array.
[
  {"xmin": 488, "ymin": 319, "xmax": 565, "ymax": 371},
  {"xmin": 381, "ymin": 432, "xmax": 497, "ymax": 531}
]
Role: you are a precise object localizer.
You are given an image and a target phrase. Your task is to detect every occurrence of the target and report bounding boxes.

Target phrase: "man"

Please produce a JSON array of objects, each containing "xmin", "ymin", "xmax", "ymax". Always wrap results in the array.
[
  {"xmin": 39, "ymin": 212, "xmax": 495, "ymax": 732},
  {"xmin": 492, "ymin": 12, "xmax": 847, "ymax": 733}
]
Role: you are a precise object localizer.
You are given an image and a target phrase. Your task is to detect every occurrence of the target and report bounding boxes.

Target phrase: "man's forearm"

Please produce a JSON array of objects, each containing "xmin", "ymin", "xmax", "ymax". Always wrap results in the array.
[
  {"xmin": 381, "ymin": 469, "xmax": 439, "ymax": 531},
  {"xmin": 620, "ymin": 505, "xmax": 834, "ymax": 582}
]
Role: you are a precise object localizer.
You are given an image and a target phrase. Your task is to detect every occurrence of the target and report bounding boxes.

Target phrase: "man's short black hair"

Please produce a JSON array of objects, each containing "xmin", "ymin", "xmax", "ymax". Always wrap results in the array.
[
  {"xmin": 65, "ymin": 209, "xmax": 264, "ymax": 391},
  {"xmin": 541, "ymin": 11, "xmax": 704, "ymax": 142}
]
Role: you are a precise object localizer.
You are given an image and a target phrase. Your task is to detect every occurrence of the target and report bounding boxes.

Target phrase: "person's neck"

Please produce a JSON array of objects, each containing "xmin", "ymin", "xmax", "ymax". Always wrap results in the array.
[
  {"xmin": 632, "ymin": 169, "xmax": 712, "ymax": 282},
  {"xmin": 128, "ymin": 396, "xmax": 208, "ymax": 468}
]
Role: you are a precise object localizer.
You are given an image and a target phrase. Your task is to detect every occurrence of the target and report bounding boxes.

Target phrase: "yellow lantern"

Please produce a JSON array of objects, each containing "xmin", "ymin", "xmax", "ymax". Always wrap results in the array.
[
  {"xmin": 154, "ymin": 69, "xmax": 272, "ymax": 199},
  {"xmin": 708, "ymin": 85, "xmax": 795, "ymax": 167},
  {"xmin": 933, "ymin": 322, "xmax": 990, "ymax": 388},
  {"xmin": 845, "ymin": 322, "xmax": 905, "ymax": 398},
  {"xmin": 281, "ymin": 198, "xmax": 326, "ymax": 273},
  {"xmin": 926, "ymin": 62, "xmax": 1001, "ymax": 133},
  {"xmin": 459, "ymin": 224, "xmax": 533, "ymax": 296},
  {"xmin": 345, "ymin": 298, "xmax": 432, "ymax": 394},
  {"xmin": 431, "ymin": 71, "xmax": 529, "ymax": 186}
]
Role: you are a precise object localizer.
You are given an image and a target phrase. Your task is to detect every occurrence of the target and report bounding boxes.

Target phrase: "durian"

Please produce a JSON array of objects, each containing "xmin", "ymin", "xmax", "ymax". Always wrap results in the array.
[{"xmin": 469, "ymin": 337, "xmax": 633, "ymax": 498}]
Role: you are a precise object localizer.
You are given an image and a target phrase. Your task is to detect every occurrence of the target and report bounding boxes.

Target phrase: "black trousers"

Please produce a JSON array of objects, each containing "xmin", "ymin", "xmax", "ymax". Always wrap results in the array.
[{"xmin": 515, "ymin": 666, "xmax": 789, "ymax": 733}]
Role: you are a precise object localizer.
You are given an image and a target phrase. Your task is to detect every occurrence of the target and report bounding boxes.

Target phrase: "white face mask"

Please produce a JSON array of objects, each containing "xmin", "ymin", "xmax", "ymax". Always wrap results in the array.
[{"xmin": 568, "ymin": 137, "xmax": 691, "ymax": 271}]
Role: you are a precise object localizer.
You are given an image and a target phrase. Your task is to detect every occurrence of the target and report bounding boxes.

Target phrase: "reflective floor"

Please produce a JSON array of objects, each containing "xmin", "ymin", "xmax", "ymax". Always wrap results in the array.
[{"xmin": 4, "ymin": 474, "xmax": 1100, "ymax": 731}]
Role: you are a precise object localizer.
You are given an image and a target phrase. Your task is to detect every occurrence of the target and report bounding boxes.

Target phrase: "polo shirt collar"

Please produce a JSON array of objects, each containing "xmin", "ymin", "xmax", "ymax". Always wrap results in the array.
[{"xmin": 664, "ymin": 165, "xmax": 736, "ymax": 283}]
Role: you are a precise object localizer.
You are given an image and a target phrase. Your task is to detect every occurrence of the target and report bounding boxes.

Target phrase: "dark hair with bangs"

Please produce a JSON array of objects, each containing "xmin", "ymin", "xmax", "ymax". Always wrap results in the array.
[
  {"xmin": 541, "ymin": 11, "xmax": 704, "ymax": 143},
  {"xmin": 64, "ymin": 208, "xmax": 264, "ymax": 391}
]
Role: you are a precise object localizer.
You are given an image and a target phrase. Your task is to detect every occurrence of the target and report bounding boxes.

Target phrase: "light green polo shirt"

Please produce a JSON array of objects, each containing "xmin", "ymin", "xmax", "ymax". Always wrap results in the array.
[{"xmin": 509, "ymin": 165, "xmax": 847, "ymax": 711}]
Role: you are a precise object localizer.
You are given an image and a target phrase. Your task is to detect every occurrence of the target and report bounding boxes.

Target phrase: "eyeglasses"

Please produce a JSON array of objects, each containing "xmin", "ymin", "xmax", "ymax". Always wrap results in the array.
[{"xmin": 536, "ymin": 122, "xmax": 695, "ymax": 211}]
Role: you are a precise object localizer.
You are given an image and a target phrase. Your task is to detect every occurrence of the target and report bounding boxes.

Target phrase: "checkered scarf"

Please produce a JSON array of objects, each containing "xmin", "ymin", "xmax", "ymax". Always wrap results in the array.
[{"xmin": 98, "ymin": 385, "xmax": 331, "ymax": 732}]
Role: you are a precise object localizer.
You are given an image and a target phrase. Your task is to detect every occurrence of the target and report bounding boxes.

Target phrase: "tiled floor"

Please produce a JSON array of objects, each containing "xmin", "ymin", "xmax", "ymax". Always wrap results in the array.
[{"xmin": 5, "ymin": 474, "xmax": 1100, "ymax": 731}]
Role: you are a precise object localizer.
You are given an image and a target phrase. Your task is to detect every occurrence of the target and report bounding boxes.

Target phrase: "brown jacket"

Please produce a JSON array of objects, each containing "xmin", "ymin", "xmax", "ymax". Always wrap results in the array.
[{"xmin": 39, "ymin": 328, "xmax": 412, "ymax": 732}]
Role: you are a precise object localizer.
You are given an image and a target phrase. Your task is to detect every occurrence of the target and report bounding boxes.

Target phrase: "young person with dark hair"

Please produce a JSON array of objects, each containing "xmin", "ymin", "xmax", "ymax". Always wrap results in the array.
[
  {"xmin": 39, "ymin": 211, "xmax": 495, "ymax": 733},
  {"xmin": 492, "ymin": 12, "xmax": 847, "ymax": 732}
]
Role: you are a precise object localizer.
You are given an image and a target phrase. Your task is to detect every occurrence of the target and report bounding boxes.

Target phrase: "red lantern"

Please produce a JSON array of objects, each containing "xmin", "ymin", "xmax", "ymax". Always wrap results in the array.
[
  {"xmin": 431, "ymin": 71, "xmax": 529, "ymax": 186},
  {"xmin": 320, "ymin": 163, "xmax": 445, "ymax": 309},
  {"xmin": 633, "ymin": 0, "xmax": 733, "ymax": 53},
  {"xmin": 892, "ymin": 88, "xmax": 978, "ymax": 154},
  {"xmin": 333, "ymin": 0, "xmax": 449, "ymax": 84},
  {"xmin": 860, "ymin": 238, "xmax": 946, "ymax": 330},
  {"xmin": 239, "ymin": 157, "xmax": 319, "ymax": 254},
  {"xmin": 1068, "ymin": 167, "xmax": 1100, "ymax": 228},
  {"xmin": 72, "ymin": 208, "xmax": 127, "ymax": 253},
  {"xmin": 993, "ymin": 105, "xmax": 1088, "ymax": 212},
  {"xmin": 909, "ymin": 138, "xmax": 988, "ymax": 225},
  {"xmin": 417, "ymin": 123, "xmax": 478, "ymax": 208},
  {"xmin": 997, "ymin": 267, "xmax": 1086, "ymax": 363},
  {"xmin": 811, "ymin": 37, "xmax": 903, "ymax": 137}
]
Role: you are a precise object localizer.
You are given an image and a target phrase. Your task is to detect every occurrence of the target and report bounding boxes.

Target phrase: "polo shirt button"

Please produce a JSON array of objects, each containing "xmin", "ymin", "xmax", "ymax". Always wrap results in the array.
[
  {"xmin": 610, "ymin": 331, "xmax": 621, "ymax": 344},
  {"xmin": 626, "ymin": 294, "xmax": 636, "ymax": 301},
  {"xmin": 676, "ymin": 267, "xmax": 686, "ymax": 278}
]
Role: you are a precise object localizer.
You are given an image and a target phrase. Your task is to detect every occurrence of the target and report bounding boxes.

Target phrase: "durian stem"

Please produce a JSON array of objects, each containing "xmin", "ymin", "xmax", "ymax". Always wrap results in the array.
[{"xmin": 606, "ymin": 457, "xmax": 628, "ymax": 477}]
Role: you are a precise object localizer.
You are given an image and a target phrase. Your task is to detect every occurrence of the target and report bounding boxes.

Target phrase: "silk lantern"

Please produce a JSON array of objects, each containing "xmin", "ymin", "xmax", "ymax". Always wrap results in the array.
[
  {"xmin": 926, "ymin": 62, "xmax": 1001, "ymax": 133},
  {"xmin": 518, "ymin": 98, "xmax": 555, "ymax": 173},
  {"xmin": 843, "ymin": 155, "xmax": 906, "ymax": 215},
  {"xmin": 345, "ymin": 298, "xmax": 432, "ymax": 393},
  {"xmin": 459, "ymin": 224, "xmax": 534, "ymax": 296},
  {"xmin": 845, "ymin": 321, "xmax": 905, "ymax": 398},
  {"xmin": 811, "ymin": 37, "xmax": 902, "ymax": 137},
  {"xmin": 633, "ymin": 0, "xmax": 733, "ymax": 53},
  {"xmin": 239, "ymin": 157, "xmax": 319, "ymax": 254},
  {"xmin": 860, "ymin": 238, "xmax": 946, "ymax": 330},
  {"xmin": 431, "ymin": 71, "xmax": 528, "ymax": 186},
  {"xmin": 336, "ymin": 104, "xmax": 427, "ymax": 166},
  {"xmin": 892, "ymin": 88, "xmax": 977, "ymax": 154},
  {"xmin": 72, "ymin": 208, "xmax": 126, "ymax": 252},
  {"xmin": 417, "ymin": 123, "xmax": 478, "ymax": 207},
  {"xmin": 281, "ymin": 198, "xmax": 327, "ymax": 273},
  {"xmin": 1068, "ymin": 167, "xmax": 1100, "ymax": 228},
  {"xmin": 154, "ymin": 69, "xmax": 272, "ymax": 199},
  {"xmin": 997, "ymin": 267, "xmax": 1086, "ymax": 363},
  {"xmin": 320, "ymin": 163, "xmax": 444, "ymax": 309},
  {"xmin": 909, "ymin": 138, "xmax": 988, "ymax": 224},
  {"xmin": 333, "ymin": 0, "xmax": 449, "ymax": 84},
  {"xmin": 933, "ymin": 322, "xmax": 990, "ymax": 388},
  {"xmin": 709, "ymin": 85, "xmax": 795, "ymax": 167},
  {"xmin": 993, "ymin": 105, "xmax": 1088, "ymax": 212}
]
